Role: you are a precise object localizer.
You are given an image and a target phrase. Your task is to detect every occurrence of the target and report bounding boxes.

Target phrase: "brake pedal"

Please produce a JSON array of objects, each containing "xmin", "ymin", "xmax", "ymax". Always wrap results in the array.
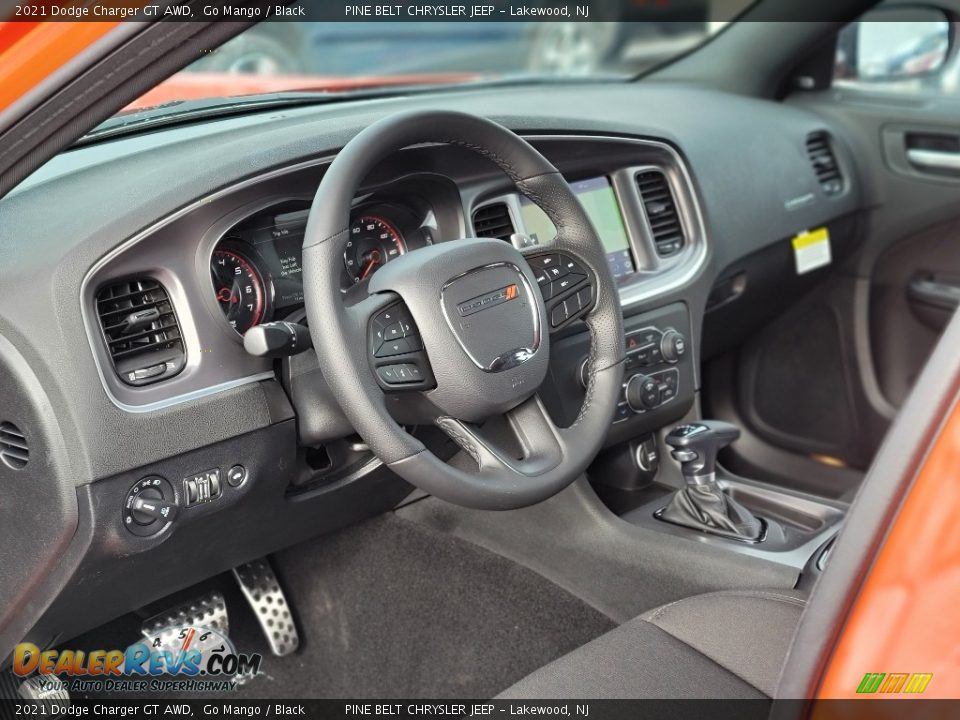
[{"xmin": 232, "ymin": 558, "xmax": 299, "ymax": 656}]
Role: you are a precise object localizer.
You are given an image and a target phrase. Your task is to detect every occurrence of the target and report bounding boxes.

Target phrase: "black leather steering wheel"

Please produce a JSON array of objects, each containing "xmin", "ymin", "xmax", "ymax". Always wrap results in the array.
[{"xmin": 301, "ymin": 110, "xmax": 625, "ymax": 510}]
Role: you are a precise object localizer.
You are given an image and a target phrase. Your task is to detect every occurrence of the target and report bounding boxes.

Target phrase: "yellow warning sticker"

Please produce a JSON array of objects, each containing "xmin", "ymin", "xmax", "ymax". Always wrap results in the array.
[{"xmin": 791, "ymin": 227, "xmax": 831, "ymax": 275}]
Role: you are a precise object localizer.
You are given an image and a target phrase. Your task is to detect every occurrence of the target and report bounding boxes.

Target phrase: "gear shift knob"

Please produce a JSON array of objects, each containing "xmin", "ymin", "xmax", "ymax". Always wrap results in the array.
[{"xmin": 665, "ymin": 420, "xmax": 740, "ymax": 484}]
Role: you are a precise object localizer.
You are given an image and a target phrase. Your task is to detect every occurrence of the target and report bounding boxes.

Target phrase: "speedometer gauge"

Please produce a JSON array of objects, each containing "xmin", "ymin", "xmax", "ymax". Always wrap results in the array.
[
  {"xmin": 344, "ymin": 215, "xmax": 406, "ymax": 285},
  {"xmin": 211, "ymin": 248, "xmax": 267, "ymax": 335}
]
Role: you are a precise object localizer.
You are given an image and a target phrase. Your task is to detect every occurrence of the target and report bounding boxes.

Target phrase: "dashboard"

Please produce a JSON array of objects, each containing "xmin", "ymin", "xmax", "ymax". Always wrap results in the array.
[
  {"xmin": 206, "ymin": 171, "xmax": 648, "ymax": 340},
  {"xmin": 0, "ymin": 81, "xmax": 862, "ymax": 650}
]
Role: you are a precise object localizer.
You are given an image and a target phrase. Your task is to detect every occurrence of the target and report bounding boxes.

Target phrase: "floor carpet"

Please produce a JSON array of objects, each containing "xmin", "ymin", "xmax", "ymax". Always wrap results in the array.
[{"xmin": 62, "ymin": 512, "xmax": 616, "ymax": 699}]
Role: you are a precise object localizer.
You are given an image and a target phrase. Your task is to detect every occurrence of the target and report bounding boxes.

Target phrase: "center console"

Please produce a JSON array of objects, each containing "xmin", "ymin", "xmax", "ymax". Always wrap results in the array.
[
  {"xmin": 590, "ymin": 413, "xmax": 846, "ymax": 572},
  {"xmin": 545, "ymin": 302, "xmax": 696, "ymax": 446}
]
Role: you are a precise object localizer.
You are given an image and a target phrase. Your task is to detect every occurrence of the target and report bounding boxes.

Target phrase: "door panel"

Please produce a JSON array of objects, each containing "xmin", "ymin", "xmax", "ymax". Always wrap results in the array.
[{"xmin": 871, "ymin": 217, "xmax": 960, "ymax": 406}]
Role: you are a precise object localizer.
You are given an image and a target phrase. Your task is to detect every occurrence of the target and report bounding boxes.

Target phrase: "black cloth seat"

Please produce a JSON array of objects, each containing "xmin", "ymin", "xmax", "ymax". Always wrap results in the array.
[{"xmin": 497, "ymin": 588, "xmax": 806, "ymax": 699}]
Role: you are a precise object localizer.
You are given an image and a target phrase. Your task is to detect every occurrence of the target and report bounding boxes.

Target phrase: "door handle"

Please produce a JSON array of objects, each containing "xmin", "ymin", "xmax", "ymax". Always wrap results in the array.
[
  {"xmin": 908, "ymin": 274, "xmax": 960, "ymax": 311},
  {"xmin": 906, "ymin": 148, "xmax": 960, "ymax": 172}
]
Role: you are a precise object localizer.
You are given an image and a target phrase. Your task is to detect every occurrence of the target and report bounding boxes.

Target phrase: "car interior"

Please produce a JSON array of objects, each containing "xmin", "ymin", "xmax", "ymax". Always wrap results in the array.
[{"xmin": 1, "ymin": 0, "xmax": 960, "ymax": 701}]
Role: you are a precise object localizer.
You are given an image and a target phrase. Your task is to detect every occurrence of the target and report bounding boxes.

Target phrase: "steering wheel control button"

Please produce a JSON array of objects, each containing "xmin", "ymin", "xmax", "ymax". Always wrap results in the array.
[
  {"xmin": 371, "ymin": 302, "xmax": 423, "ymax": 358},
  {"xmin": 123, "ymin": 476, "xmax": 178, "ymax": 536},
  {"xmin": 183, "ymin": 468, "xmax": 222, "ymax": 507},
  {"xmin": 376, "ymin": 337, "xmax": 411, "ymax": 358},
  {"xmin": 378, "ymin": 363, "xmax": 423, "ymax": 385},
  {"xmin": 227, "ymin": 464, "xmax": 248, "ymax": 488},
  {"xmin": 369, "ymin": 301, "xmax": 436, "ymax": 391},
  {"xmin": 377, "ymin": 365, "xmax": 401, "ymax": 383},
  {"xmin": 529, "ymin": 252, "xmax": 593, "ymax": 331},
  {"xmin": 528, "ymin": 254, "xmax": 563, "ymax": 274},
  {"xmin": 575, "ymin": 285, "xmax": 593, "ymax": 311},
  {"xmin": 550, "ymin": 302, "xmax": 570, "ymax": 327}
]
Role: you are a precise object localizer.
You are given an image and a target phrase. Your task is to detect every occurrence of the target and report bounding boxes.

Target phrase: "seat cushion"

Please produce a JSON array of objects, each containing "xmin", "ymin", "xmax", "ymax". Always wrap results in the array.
[{"xmin": 497, "ymin": 588, "xmax": 806, "ymax": 699}]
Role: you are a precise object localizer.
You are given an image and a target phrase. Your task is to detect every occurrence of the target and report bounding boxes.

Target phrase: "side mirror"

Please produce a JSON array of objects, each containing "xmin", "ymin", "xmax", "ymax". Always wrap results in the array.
[{"xmin": 836, "ymin": 5, "xmax": 953, "ymax": 83}]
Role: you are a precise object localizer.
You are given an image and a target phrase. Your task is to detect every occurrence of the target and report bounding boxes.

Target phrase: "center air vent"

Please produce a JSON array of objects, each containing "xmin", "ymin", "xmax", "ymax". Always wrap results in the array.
[
  {"xmin": 636, "ymin": 170, "xmax": 685, "ymax": 257},
  {"xmin": 95, "ymin": 279, "xmax": 186, "ymax": 387},
  {"xmin": 0, "ymin": 422, "xmax": 28, "ymax": 470},
  {"xmin": 806, "ymin": 132, "xmax": 843, "ymax": 196},
  {"xmin": 472, "ymin": 202, "xmax": 515, "ymax": 241}
]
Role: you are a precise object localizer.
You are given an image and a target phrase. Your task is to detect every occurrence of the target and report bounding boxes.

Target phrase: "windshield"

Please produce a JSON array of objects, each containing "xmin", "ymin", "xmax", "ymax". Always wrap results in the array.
[{"xmin": 121, "ymin": 7, "xmax": 751, "ymax": 116}]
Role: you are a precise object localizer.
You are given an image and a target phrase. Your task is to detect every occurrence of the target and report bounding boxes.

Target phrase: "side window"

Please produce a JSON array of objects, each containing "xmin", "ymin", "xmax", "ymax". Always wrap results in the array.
[{"xmin": 834, "ymin": 6, "xmax": 957, "ymax": 95}]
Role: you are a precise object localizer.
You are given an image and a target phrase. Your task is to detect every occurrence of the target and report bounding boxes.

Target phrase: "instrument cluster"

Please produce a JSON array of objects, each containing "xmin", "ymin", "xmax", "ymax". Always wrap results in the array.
[{"xmin": 210, "ymin": 200, "xmax": 433, "ymax": 335}]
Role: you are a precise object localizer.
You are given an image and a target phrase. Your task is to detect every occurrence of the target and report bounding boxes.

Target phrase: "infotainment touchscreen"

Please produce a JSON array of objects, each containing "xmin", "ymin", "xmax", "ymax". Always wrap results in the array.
[{"xmin": 519, "ymin": 176, "xmax": 635, "ymax": 279}]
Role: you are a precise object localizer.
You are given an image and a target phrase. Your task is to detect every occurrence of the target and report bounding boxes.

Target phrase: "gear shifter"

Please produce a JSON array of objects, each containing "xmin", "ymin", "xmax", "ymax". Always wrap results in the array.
[{"xmin": 660, "ymin": 421, "xmax": 763, "ymax": 541}]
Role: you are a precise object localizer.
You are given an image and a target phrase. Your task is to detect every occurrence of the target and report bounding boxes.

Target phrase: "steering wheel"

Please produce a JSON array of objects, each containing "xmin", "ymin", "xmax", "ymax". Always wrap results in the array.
[{"xmin": 301, "ymin": 110, "xmax": 625, "ymax": 510}]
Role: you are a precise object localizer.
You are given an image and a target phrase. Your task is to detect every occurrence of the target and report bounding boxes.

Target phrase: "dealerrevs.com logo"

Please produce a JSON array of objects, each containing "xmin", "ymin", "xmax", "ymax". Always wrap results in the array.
[{"xmin": 12, "ymin": 625, "xmax": 263, "ymax": 693}]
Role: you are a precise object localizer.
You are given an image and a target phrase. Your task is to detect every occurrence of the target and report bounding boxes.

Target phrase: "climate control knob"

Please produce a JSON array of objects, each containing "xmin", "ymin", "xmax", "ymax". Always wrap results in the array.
[
  {"xmin": 660, "ymin": 329, "xmax": 686, "ymax": 364},
  {"xmin": 625, "ymin": 374, "xmax": 661, "ymax": 412}
]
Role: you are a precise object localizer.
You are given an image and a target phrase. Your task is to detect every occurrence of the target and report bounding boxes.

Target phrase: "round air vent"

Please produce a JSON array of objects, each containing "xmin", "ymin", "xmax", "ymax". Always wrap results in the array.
[{"xmin": 0, "ymin": 422, "xmax": 28, "ymax": 470}]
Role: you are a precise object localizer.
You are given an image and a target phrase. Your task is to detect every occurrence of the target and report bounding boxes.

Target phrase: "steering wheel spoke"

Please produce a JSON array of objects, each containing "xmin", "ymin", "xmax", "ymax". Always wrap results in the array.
[{"xmin": 435, "ymin": 393, "xmax": 563, "ymax": 478}]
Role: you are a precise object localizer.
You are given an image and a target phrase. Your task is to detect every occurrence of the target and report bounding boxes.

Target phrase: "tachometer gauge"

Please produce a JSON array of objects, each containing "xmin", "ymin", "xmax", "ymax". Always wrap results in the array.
[
  {"xmin": 211, "ymin": 248, "xmax": 267, "ymax": 335},
  {"xmin": 344, "ymin": 215, "xmax": 406, "ymax": 285}
]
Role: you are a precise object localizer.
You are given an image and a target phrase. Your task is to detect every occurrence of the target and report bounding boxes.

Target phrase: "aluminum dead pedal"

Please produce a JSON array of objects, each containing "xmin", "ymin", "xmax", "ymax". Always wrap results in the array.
[
  {"xmin": 141, "ymin": 590, "xmax": 229, "ymax": 643},
  {"xmin": 232, "ymin": 558, "xmax": 299, "ymax": 656}
]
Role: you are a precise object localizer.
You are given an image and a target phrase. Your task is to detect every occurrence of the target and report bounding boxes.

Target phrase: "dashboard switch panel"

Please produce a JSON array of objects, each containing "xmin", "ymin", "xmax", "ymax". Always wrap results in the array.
[
  {"xmin": 183, "ymin": 468, "xmax": 222, "ymax": 507},
  {"xmin": 545, "ymin": 303, "xmax": 694, "ymax": 446}
]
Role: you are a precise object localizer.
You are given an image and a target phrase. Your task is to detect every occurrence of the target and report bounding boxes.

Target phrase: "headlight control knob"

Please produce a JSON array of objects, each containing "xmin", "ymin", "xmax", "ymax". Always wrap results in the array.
[{"xmin": 123, "ymin": 476, "xmax": 178, "ymax": 536}]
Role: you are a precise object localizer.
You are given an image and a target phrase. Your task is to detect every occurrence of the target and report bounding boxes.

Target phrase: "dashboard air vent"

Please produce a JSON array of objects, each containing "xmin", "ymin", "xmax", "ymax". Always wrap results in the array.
[
  {"xmin": 806, "ymin": 132, "xmax": 843, "ymax": 195},
  {"xmin": 472, "ymin": 202, "xmax": 515, "ymax": 241},
  {"xmin": 95, "ymin": 279, "xmax": 186, "ymax": 387},
  {"xmin": 636, "ymin": 170, "xmax": 684, "ymax": 257},
  {"xmin": 0, "ymin": 422, "xmax": 28, "ymax": 470}
]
